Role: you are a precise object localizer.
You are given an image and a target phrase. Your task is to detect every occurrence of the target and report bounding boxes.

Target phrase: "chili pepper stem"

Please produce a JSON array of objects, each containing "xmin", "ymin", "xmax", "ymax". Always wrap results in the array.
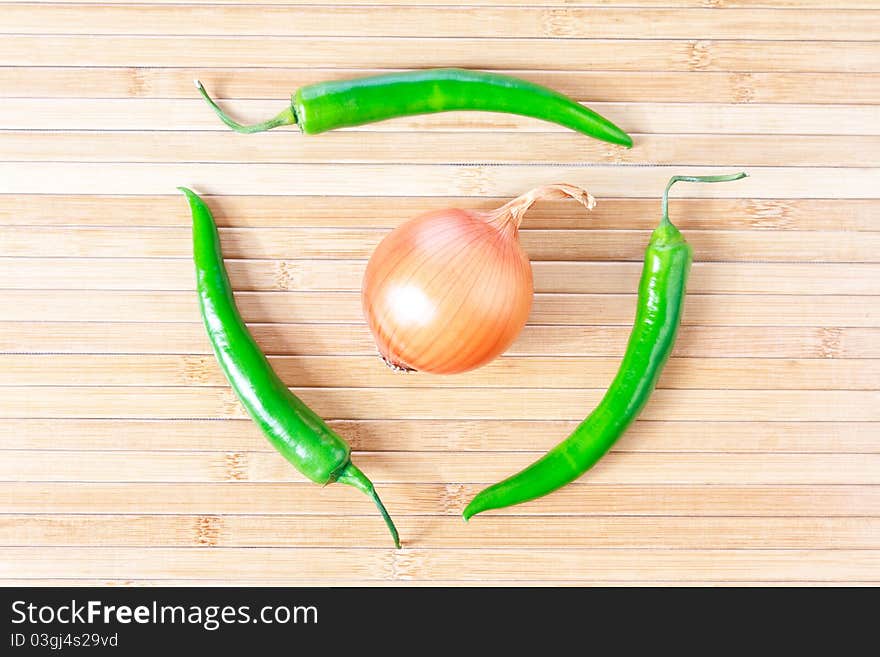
[
  {"xmin": 661, "ymin": 172, "xmax": 749, "ymax": 225},
  {"xmin": 337, "ymin": 463, "xmax": 401, "ymax": 549},
  {"xmin": 195, "ymin": 80, "xmax": 297, "ymax": 134}
]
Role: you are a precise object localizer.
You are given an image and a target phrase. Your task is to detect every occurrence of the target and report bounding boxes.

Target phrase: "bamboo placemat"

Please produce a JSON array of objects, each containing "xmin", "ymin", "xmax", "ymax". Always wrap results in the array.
[{"xmin": 1, "ymin": 0, "xmax": 878, "ymax": 585}]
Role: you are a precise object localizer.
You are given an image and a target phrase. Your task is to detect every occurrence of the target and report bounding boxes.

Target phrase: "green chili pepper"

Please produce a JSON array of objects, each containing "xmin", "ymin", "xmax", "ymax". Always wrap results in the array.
[
  {"xmin": 195, "ymin": 68, "xmax": 632, "ymax": 147},
  {"xmin": 181, "ymin": 188, "xmax": 400, "ymax": 548},
  {"xmin": 463, "ymin": 173, "xmax": 748, "ymax": 520}
]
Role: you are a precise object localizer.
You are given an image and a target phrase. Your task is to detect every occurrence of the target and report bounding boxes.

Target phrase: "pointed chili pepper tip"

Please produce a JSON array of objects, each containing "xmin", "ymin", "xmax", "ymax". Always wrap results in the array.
[
  {"xmin": 177, "ymin": 186, "xmax": 200, "ymax": 204},
  {"xmin": 462, "ymin": 500, "xmax": 481, "ymax": 522}
]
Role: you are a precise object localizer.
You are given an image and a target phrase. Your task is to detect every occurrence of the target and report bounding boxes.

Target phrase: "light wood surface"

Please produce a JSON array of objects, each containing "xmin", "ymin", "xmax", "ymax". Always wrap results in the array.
[{"xmin": 1, "ymin": 1, "xmax": 877, "ymax": 586}]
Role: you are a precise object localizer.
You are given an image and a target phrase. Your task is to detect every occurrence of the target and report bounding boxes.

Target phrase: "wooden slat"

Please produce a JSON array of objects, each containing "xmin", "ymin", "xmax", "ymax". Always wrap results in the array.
[
  {"xmin": 3, "ymin": 323, "xmax": 876, "ymax": 359},
  {"xmin": 2, "ymin": 482, "xmax": 874, "ymax": 517},
  {"xmin": 1, "ymin": 546, "xmax": 877, "ymax": 581},
  {"xmin": 3, "ymin": 227, "xmax": 880, "ymax": 263},
  {"xmin": 2, "ymin": 354, "xmax": 877, "ymax": 390},
  {"xmin": 2, "ymin": 1, "xmax": 874, "ymax": 8},
  {"xmin": 3, "ymin": 386, "xmax": 878, "ymax": 421},
  {"xmin": 1, "ymin": 450, "xmax": 877, "ymax": 485},
  {"xmin": 1, "ymin": 196, "xmax": 876, "ymax": 232},
  {"xmin": 2, "ymin": 163, "xmax": 875, "ymax": 198},
  {"xmin": 3, "ymin": 99, "xmax": 879, "ymax": 135},
  {"xmin": 3, "ymin": 259, "xmax": 877, "ymax": 295},
  {"xmin": 2, "ymin": 515, "xmax": 876, "ymax": 549},
  {"xmin": 4, "ymin": 418, "xmax": 878, "ymax": 453},
  {"xmin": 4, "ymin": 68, "xmax": 878, "ymax": 105},
  {"xmin": 3, "ymin": 290, "xmax": 877, "ymax": 327},
  {"xmin": 5, "ymin": 5, "xmax": 878, "ymax": 41},
  {"xmin": 1, "ymin": 36, "xmax": 877, "ymax": 72},
  {"xmin": 5, "ymin": 131, "xmax": 878, "ymax": 167}
]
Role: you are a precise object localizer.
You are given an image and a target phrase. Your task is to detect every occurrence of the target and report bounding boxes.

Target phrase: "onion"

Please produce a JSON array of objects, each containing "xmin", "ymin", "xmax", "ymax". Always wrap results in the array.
[{"xmin": 361, "ymin": 184, "xmax": 596, "ymax": 374}]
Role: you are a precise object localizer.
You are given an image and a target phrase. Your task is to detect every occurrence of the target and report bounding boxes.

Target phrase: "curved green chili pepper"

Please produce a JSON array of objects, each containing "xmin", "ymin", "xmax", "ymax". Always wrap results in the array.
[
  {"xmin": 181, "ymin": 188, "xmax": 400, "ymax": 548},
  {"xmin": 195, "ymin": 68, "xmax": 633, "ymax": 147},
  {"xmin": 463, "ymin": 173, "xmax": 748, "ymax": 520}
]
